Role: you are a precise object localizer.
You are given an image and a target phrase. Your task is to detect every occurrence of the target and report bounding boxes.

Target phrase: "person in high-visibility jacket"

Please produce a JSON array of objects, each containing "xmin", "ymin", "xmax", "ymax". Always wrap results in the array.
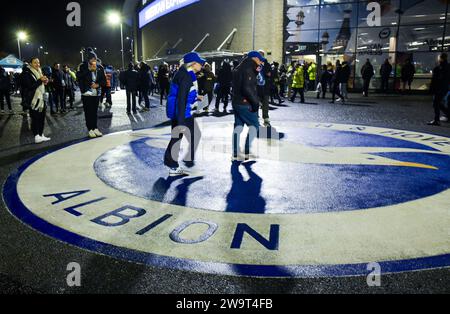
[
  {"xmin": 290, "ymin": 63, "xmax": 305, "ymax": 103},
  {"xmin": 307, "ymin": 62, "xmax": 317, "ymax": 91}
]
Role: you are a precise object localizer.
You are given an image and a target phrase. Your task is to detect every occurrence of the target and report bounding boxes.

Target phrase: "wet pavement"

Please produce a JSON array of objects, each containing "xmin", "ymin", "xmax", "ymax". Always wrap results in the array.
[{"xmin": 0, "ymin": 90, "xmax": 449, "ymax": 294}]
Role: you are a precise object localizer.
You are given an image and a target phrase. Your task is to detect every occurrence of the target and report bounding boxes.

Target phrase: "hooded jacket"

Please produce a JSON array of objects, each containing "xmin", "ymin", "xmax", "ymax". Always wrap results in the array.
[
  {"xmin": 76, "ymin": 62, "xmax": 107, "ymax": 95},
  {"xmin": 166, "ymin": 65, "xmax": 198, "ymax": 124},
  {"xmin": 232, "ymin": 57, "xmax": 260, "ymax": 112}
]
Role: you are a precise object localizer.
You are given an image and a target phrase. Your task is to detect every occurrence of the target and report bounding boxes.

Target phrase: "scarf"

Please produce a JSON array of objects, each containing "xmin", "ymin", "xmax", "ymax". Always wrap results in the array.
[{"xmin": 28, "ymin": 65, "xmax": 46, "ymax": 111}]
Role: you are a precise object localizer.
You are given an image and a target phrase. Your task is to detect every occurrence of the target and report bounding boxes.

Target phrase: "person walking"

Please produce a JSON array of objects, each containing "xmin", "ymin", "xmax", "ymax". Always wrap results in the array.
[
  {"xmin": 158, "ymin": 63, "xmax": 170, "ymax": 106},
  {"xmin": 330, "ymin": 60, "xmax": 345, "ymax": 104},
  {"xmin": 307, "ymin": 61, "xmax": 317, "ymax": 92},
  {"xmin": 215, "ymin": 61, "xmax": 233, "ymax": 113},
  {"xmin": 100, "ymin": 65, "xmax": 114, "ymax": 107},
  {"xmin": 361, "ymin": 59, "xmax": 374, "ymax": 97},
  {"xmin": 76, "ymin": 48, "xmax": 107, "ymax": 138},
  {"xmin": 52, "ymin": 63, "xmax": 67, "ymax": 113},
  {"xmin": 198, "ymin": 63, "xmax": 215, "ymax": 113},
  {"xmin": 120, "ymin": 62, "xmax": 139, "ymax": 114},
  {"xmin": 0, "ymin": 66, "xmax": 13, "ymax": 114},
  {"xmin": 317, "ymin": 64, "xmax": 332, "ymax": 99},
  {"xmin": 380, "ymin": 59, "xmax": 392, "ymax": 93},
  {"xmin": 138, "ymin": 62, "xmax": 152, "ymax": 112},
  {"xmin": 231, "ymin": 51, "xmax": 265, "ymax": 161},
  {"xmin": 401, "ymin": 59, "xmax": 416, "ymax": 92},
  {"xmin": 290, "ymin": 63, "xmax": 305, "ymax": 103},
  {"xmin": 21, "ymin": 57, "xmax": 51, "ymax": 144},
  {"xmin": 427, "ymin": 53, "xmax": 450, "ymax": 126},
  {"xmin": 164, "ymin": 52, "xmax": 205, "ymax": 176},
  {"xmin": 63, "ymin": 65, "xmax": 76, "ymax": 110},
  {"xmin": 279, "ymin": 64, "xmax": 288, "ymax": 98},
  {"xmin": 340, "ymin": 61, "xmax": 351, "ymax": 100}
]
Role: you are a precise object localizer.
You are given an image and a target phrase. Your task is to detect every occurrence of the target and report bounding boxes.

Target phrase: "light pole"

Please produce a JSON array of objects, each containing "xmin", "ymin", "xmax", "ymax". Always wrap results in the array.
[
  {"xmin": 107, "ymin": 11, "xmax": 124, "ymax": 70},
  {"xmin": 252, "ymin": 0, "xmax": 255, "ymax": 50},
  {"xmin": 127, "ymin": 37, "xmax": 134, "ymax": 61},
  {"xmin": 17, "ymin": 31, "xmax": 28, "ymax": 60}
]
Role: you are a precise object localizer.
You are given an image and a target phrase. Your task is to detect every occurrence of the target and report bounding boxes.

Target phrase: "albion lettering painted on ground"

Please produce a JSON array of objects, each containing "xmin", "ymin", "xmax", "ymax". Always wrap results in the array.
[{"xmin": 4, "ymin": 122, "xmax": 450, "ymax": 277}]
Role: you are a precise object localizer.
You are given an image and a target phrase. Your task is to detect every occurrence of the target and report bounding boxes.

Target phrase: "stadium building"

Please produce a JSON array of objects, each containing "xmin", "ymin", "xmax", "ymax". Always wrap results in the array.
[{"xmin": 123, "ymin": 0, "xmax": 450, "ymax": 91}]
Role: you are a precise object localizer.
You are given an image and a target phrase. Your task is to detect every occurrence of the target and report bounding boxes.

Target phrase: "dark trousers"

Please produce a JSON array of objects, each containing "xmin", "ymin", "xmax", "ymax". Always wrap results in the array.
[
  {"xmin": 82, "ymin": 96, "xmax": 99, "ymax": 131},
  {"xmin": 216, "ymin": 85, "xmax": 230, "ymax": 110},
  {"xmin": 30, "ymin": 108, "xmax": 46, "ymax": 136},
  {"xmin": 270, "ymin": 86, "xmax": 282, "ymax": 104},
  {"xmin": 0, "ymin": 90, "xmax": 12, "ymax": 110},
  {"xmin": 381, "ymin": 77, "xmax": 389, "ymax": 92},
  {"xmin": 363, "ymin": 79, "xmax": 371, "ymax": 96},
  {"xmin": 433, "ymin": 92, "xmax": 449, "ymax": 121},
  {"xmin": 164, "ymin": 118, "xmax": 201, "ymax": 169},
  {"xmin": 290, "ymin": 88, "xmax": 305, "ymax": 103},
  {"xmin": 332, "ymin": 83, "xmax": 344, "ymax": 101},
  {"xmin": 140, "ymin": 88, "xmax": 150, "ymax": 108},
  {"xmin": 202, "ymin": 91, "xmax": 214, "ymax": 109},
  {"xmin": 54, "ymin": 88, "xmax": 66, "ymax": 111},
  {"xmin": 279, "ymin": 83, "xmax": 286, "ymax": 98},
  {"xmin": 159, "ymin": 81, "xmax": 170, "ymax": 104},
  {"xmin": 65, "ymin": 87, "xmax": 75, "ymax": 108},
  {"xmin": 257, "ymin": 86, "xmax": 270, "ymax": 120},
  {"xmin": 319, "ymin": 81, "xmax": 328, "ymax": 99},
  {"xmin": 233, "ymin": 104, "xmax": 260, "ymax": 157},
  {"xmin": 126, "ymin": 90, "xmax": 137, "ymax": 112},
  {"xmin": 100, "ymin": 87, "xmax": 112, "ymax": 105}
]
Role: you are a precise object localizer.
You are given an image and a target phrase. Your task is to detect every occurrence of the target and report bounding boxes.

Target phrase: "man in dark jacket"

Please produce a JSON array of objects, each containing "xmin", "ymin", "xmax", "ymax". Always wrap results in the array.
[
  {"xmin": 380, "ymin": 59, "xmax": 392, "ymax": 92},
  {"xmin": 361, "ymin": 59, "xmax": 374, "ymax": 97},
  {"xmin": 52, "ymin": 63, "xmax": 67, "ymax": 113},
  {"xmin": 164, "ymin": 52, "xmax": 205, "ymax": 176},
  {"xmin": 76, "ymin": 48, "xmax": 107, "ymax": 138},
  {"xmin": 138, "ymin": 62, "xmax": 152, "ymax": 112},
  {"xmin": 120, "ymin": 62, "xmax": 139, "ymax": 114},
  {"xmin": 428, "ymin": 53, "xmax": 450, "ymax": 126},
  {"xmin": 330, "ymin": 60, "xmax": 345, "ymax": 104},
  {"xmin": 401, "ymin": 59, "xmax": 415, "ymax": 92},
  {"xmin": 232, "ymin": 51, "xmax": 265, "ymax": 160},
  {"xmin": 215, "ymin": 61, "xmax": 233, "ymax": 113},
  {"xmin": 0, "ymin": 66, "xmax": 13, "ymax": 114},
  {"xmin": 198, "ymin": 63, "xmax": 215, "ymax": 112},
  {"xmin": 63, "ymin": 65, "xmax": 76, "ymax": 110},
  {"xmin": 256, "ymin": 50, "xmax": 272, "ymax": 127},
  {"xmin": 158, "ymin": 63, "xmax": 170, "ymax": 106}
]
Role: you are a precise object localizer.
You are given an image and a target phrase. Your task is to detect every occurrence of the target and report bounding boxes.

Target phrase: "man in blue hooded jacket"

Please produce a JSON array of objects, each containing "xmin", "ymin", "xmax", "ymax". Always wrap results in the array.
[{"xmin": 164, "ymin": 52, "xmax": 205, "ymax": 176}]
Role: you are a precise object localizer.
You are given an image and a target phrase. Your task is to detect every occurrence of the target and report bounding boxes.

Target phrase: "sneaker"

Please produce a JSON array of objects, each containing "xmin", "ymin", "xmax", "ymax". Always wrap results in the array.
[
  {"xmin": 440, "ymin": 116, "xmax": 449, "ymax": 122},
  {"xmin": 263, "ymin": 119, "xmax": 271, "ymax": 128},
  {"xmin": 427, "ymin": 120, "xmax": 441, "ymax": 126},
  {"xmin": 94, "ymin": 129, "xmax": 103, "ymax": 137},
  {"xmin": 88, "ymin": 130, "xmax": 97, "ymax": 138},
  {"xmin": 35, "ymin": 135, "xmax": 45, "ymax": 144},
  {"xmin": 169, "ymin": 167, "xmax": 188, "ymax": 177},
  {"xmin": 40, "ymin": 135, "xmax": 51, "ymax": 142},
  {"xmin": 336, "ymin": 98, "xmax": 343, "ymax": 103}
]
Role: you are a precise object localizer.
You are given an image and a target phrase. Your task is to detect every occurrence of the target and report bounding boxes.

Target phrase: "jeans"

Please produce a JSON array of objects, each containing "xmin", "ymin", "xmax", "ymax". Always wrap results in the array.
[
  {"xmin": 126, "ymin": 90, "xmax": 138, "ymax": 112},
  {"xmin": 232, "ymin": 104, "xmax": 260, "ymax": 157},
  {"xmin": 340, "ymin": 83, "xmax": 348, "ymax": 99},
  {"xmin": 433, "ymin": 92, "xmax": 449, "ymax": 121}
]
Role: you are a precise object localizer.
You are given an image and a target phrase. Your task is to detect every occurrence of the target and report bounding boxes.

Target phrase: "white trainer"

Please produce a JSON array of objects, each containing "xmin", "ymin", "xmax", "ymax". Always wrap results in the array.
[
  {"xmin": 88, "ymin": 130, "xmax": 97, "ymax": 138},
  {"xmin": 94, "ymin": 129, "xmax": 103, "ymax": 137},
  {"xmin": 41, "ymin": 135, "xmax": 51, "ymax": 142},
  {"xmin": 169, "ymin": 167, "xmax": 187, "ymax": 177},
  {"xmin": 35, "ymin": 135, "xmax": 45, "ymax": 144}
]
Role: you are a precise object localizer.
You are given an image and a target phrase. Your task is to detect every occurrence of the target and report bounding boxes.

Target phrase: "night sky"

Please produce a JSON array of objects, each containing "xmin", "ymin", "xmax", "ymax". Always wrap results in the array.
[{"xmin": 0, "ymin": 0, "xmax": 130, "ymax": 68}]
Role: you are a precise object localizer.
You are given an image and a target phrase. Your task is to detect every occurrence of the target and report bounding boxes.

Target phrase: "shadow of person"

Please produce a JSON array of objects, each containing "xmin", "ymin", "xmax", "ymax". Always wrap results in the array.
[
  {"xmin": 151, "ymin": 176, "xmax": 204, "ymax": 207},
  {"xmin": 226, "ymin": 161, "xmax": 266, "ymax": 214}
]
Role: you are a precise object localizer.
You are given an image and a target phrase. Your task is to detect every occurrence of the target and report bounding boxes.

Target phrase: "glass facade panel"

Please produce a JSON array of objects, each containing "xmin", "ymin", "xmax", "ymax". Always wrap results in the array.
[
  {"xmin": 283, "ymin": 0, "xmax": 449, "ymax": 90},
  {"xmin": 286, "ymin": 6, "xmax": 320, "ymax": 30},
  {"xmin": 319, "ymin": 3, "xmax": 358, "ymax": 29},
  {"xmin": 357, "ymin": 1, "xmax": 401, "ymax": 27}
]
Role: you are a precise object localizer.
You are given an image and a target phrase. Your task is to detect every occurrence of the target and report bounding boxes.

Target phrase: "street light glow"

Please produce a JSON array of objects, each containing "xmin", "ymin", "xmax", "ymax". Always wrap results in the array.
[
  {"xmin": 107, "ymin": 11, "xmax": 122, "ymax": 25},
  {"xmin": 17, "ymin": 31, "xmax": 28, "ymax": 41}
]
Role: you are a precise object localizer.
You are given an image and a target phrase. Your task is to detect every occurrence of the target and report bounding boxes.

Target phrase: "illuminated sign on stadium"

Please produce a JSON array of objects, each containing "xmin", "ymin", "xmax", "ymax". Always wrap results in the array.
[{"xmin": 139, "ymin": 0, "xmax": 200, "ymax": 28}]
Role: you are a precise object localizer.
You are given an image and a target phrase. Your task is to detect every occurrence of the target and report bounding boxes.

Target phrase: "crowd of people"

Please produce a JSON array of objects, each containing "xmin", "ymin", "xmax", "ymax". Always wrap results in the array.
[{"xmin": 0, "ymin": 47, "xmax": 448, "ymax": 149}]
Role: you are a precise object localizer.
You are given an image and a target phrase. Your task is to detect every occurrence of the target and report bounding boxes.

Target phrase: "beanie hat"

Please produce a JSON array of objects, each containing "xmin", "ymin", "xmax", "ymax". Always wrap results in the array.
[{"xmin": 85, "ymin": 47, "xmax": 97, "ymax": 61}]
